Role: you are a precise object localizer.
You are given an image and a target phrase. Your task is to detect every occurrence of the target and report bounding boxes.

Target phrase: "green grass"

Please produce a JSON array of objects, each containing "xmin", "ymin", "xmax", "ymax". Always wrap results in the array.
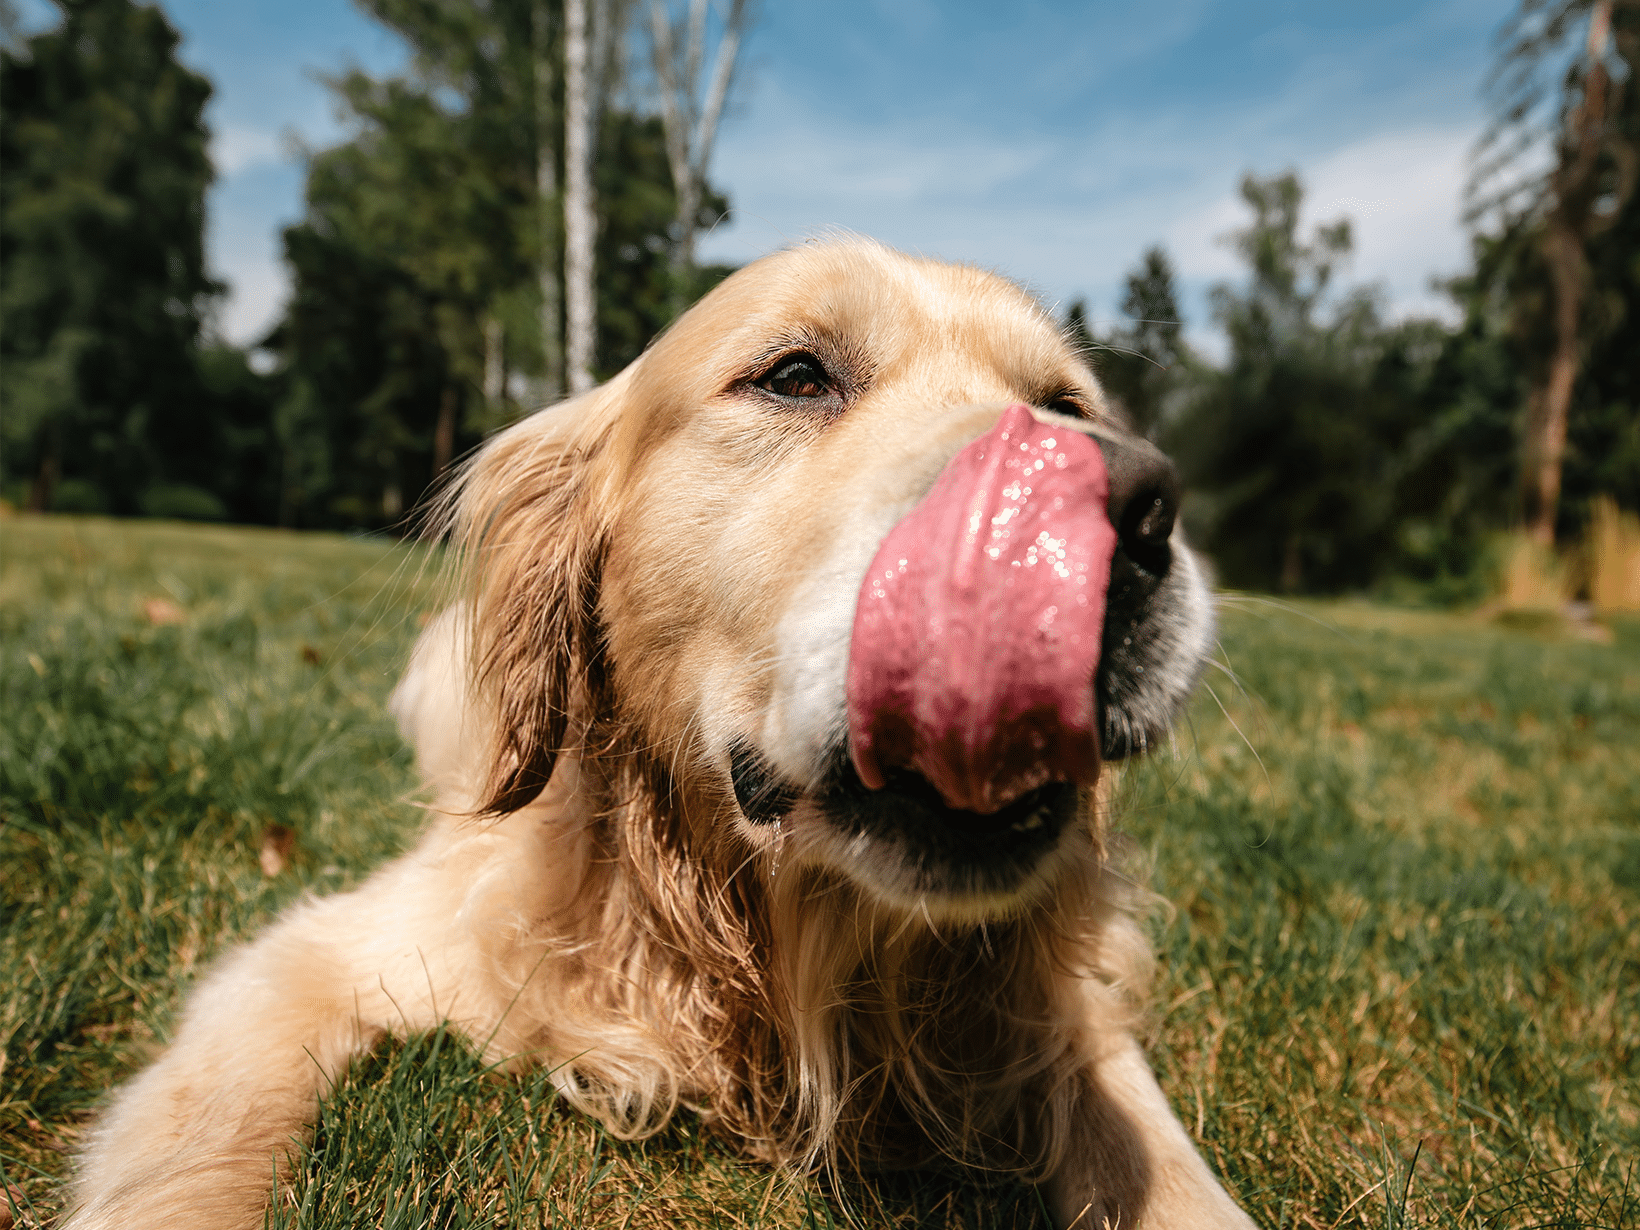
[{"xmin": 2, "ymin": 515, "xmax": 1637, "ymax": 1228}]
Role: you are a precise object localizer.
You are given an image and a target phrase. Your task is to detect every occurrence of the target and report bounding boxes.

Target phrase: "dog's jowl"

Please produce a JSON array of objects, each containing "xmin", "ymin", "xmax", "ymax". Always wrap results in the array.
[{"xmin": 68, "ymin": 239, "xmax": 1251, "ymax": 1230}]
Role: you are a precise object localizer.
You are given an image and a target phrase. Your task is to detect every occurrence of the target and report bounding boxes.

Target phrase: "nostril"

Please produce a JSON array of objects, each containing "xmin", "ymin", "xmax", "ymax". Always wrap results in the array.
[
  {"xmin": 1126, "ymin": 488, "xmax": 1176, "ymax": 547},
  {"xmin": 1095, "ymin": 432, "xmax": 1181, "ymax": 572}
]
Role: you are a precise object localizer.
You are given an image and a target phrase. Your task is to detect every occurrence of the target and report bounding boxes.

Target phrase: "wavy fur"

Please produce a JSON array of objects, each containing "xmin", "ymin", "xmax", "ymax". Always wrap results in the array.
[{"xmin": 68, "ymin": 239, "xmax": 1254, "ymax": 1230}]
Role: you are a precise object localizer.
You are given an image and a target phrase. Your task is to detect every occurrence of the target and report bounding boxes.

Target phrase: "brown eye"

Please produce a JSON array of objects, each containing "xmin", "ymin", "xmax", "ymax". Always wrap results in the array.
[
  {"xmin": 1045, "ymin": 392, "xmax": 1090, "ymax": 418},
  {"xmin": 760, "ymin": 354, "xmax": 832, "ymax": 400}
]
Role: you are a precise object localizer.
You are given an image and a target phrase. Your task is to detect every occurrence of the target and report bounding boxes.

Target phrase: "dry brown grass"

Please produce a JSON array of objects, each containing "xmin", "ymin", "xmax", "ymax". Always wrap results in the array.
[{"xmin": 1588, "ymin": 497, "xmax": 1640, "ymax": 613}]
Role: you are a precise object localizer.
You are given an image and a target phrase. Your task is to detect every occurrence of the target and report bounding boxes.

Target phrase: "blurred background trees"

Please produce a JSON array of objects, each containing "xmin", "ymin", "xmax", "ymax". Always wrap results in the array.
[
  {"xmin": 2, "ymin": 0, "xmax": 736, "ymax": 529},
  {"xmin": 1, "ymin": 0, "xmax": 226, "ymax": 518},
  {"xmin": 1, "ymin": 0, "xmax": 1635, "ymax": 600},
  {"xmin": 1078, "ymin": 0, "xmax": 1639, "ymax": 596},
  {"xmin": 1158, "ymin": 173, "xmax": 1444, "ymax": 594},
  {"xmin": 1470, "ymin": 0, "xmax": 1639, "ymax": 546},
  {"xmin": 1065, "ymin": 245, "xmax": 1185, "ymax": 443}
]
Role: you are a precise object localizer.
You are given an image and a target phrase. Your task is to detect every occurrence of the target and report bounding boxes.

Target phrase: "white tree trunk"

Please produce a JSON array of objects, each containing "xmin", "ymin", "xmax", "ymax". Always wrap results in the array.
[
  {"xmin": 648, "ymin": 0, "xmax": 750, "ymax": 317},
  {"xmin": 564, "ymin": 0, "xmax": 596, "ymax": 394},
  {"xmin": 534, "ymin": 0, "xmax": 564, "ymax": 401}
]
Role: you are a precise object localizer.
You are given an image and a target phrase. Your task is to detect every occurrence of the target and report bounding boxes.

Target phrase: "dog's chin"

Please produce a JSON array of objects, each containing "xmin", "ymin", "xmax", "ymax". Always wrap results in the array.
[{"xmin": 801, "ymin": 752, "xmax": 1085, "ymax": 923}]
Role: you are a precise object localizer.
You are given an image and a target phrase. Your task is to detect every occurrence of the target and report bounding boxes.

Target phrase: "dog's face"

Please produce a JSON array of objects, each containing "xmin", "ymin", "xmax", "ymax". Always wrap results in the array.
[{"xmin": 468, "ymin": 240, "xmax": 1212, "ymax": 920}]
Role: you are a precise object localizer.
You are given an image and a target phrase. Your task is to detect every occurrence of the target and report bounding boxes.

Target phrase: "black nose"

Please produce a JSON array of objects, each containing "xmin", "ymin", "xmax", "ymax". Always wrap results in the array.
[{"xmin": 1095, "ymin": 432, "xmax": 1180, "ymax": 576}]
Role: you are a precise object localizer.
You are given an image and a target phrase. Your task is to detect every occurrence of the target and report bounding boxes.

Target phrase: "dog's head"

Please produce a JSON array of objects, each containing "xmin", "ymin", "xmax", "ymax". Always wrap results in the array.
[{"xmin": 451, "ymin": 239, "xmax": 1212, "ymax": 920}]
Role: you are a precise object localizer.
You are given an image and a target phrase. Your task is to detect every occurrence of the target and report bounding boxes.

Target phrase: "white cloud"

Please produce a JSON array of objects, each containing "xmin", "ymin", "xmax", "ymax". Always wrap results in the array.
[
  {"xmin": 1307, "ymin": 126, "xmax": 1475, "ymax": 321},
  {"xmin": 212, "ymin": 124, "xmax": 285, "ymax": 176},
  {"xmin": 1166, "ymin": 126, "xmax": 1477, "ymax": 328},
  {"xmin": 697, "ymin": 105, "xmax": 1480, "ymax": 370},
  {"xmin": 212, "ymin": 249, "xmax": 287, "ymax": 347},
  {"xmin": 695, "ymin": 80, "xmax": 1062, "ymax": 264},
  {"xmin": 1163, "ymin": 192, "xmax": 1253, "ymax": 286},
  {"xmin": 206, "ymin": 198, "xmax": 292, "ymax": 347}
]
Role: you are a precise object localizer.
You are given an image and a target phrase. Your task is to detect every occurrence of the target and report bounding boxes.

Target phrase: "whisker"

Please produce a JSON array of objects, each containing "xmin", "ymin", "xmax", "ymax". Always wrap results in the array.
[
  {"xmin": 1213, "ymin": 591, "xmax": 1361, "ymax": 647},
  {"xmin": 1200, "ymin": 680, "xmax": 1273, "ymax": 799}
]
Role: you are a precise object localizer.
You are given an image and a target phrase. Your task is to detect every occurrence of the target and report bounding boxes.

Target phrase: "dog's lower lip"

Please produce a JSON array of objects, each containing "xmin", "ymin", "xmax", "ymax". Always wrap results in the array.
[
  {"xmin": 836, "ymin": 751, "xmax": 1057, "ymax": 819},
  {"xmin": 818, "ymin": 748, "xmax": 1077, "ymax": 852}
]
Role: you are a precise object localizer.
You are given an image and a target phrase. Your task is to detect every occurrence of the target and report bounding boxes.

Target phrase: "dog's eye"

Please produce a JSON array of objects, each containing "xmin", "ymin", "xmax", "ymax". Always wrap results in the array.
[
  {"xmin": 1045, "ymin": 393, "xmax": 1090, "ymax": 418},
  {"xmin": 759, "ymin": 354, "xmax": 833, "ymax": 401}
]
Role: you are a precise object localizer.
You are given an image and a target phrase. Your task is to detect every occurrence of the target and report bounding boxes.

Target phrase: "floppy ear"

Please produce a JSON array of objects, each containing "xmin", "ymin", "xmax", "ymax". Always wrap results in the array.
[{"xmin": 443, "ymin": 380, "xmax": 626, "ymax": 815}]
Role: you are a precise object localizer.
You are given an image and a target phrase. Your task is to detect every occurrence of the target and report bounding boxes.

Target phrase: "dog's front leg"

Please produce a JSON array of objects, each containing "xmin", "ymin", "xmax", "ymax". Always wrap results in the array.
[
  {"xmin": 66, "ymin": 893, "xmax": 389, "ymax": 1230},
  {"xmin": 67, "ymin": 802, "xmax": 572, "ymax": 1230},
  {"xmin": 1045, "ymin": 1032, "xmax": 1257, "ymax": 1230}
]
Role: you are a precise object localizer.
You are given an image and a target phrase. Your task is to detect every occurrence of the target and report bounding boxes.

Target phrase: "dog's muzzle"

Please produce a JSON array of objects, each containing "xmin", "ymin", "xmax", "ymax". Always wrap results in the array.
[{"xmin": 846, "ymin": 403, "xmax": 1180, "ymax": 815}]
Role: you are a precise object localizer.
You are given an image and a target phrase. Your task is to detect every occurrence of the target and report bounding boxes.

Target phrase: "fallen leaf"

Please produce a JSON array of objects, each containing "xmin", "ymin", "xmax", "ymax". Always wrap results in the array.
[
  {"xmin": 142, "ymin": 597, "xmax": 185, "ymax": 625},
  {"xmin": 259, "ymin": 823, "xmax": 296, "ymax": 877}
]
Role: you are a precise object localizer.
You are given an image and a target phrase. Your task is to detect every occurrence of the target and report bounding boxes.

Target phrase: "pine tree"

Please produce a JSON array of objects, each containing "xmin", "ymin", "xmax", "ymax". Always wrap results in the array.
[
  {"xmin": 1170, "ymin": 173, "xmax": 1442, "ymax": 593},
  {"xmin": 1, "ymin": 0, "xmax": 219, "ymax": 514}
]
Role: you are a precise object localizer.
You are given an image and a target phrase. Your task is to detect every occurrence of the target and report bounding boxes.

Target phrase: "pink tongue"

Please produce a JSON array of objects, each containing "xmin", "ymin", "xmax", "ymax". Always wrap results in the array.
[{"xmin": 846, "ymin": 404, "xmax": 1117, "ymax": 814}]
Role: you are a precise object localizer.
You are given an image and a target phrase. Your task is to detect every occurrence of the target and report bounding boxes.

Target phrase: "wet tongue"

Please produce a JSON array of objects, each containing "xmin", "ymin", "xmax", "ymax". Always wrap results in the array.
[{"xmin": 846, "ymin": 404, "xmax": 1117, "ymax": 814}]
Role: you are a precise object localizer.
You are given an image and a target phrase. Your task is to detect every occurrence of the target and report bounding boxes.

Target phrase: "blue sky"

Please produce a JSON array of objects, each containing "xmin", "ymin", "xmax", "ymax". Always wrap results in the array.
[{"xmin": 15, "ymin": 0, "xmax": 1510, "ymax": 352}]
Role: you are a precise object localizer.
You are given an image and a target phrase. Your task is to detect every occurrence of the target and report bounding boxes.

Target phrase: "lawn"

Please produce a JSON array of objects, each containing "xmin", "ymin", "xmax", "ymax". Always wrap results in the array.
[{"xmin": 2, "ymin": 515, "xmax": 1636, "ymax": 1228}]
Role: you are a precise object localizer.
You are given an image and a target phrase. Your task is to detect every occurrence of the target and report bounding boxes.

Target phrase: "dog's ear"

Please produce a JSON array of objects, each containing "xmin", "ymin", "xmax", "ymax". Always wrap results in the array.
[{"xmin": 443, "ymin": 381, "xmax": 625, "ymax": 815}]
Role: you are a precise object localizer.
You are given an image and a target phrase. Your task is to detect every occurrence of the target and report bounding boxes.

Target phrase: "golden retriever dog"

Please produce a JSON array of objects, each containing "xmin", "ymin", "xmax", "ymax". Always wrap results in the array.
[{"xmin": 68, "ymin": 239, "xmax": 1254, "ymax": 1229}]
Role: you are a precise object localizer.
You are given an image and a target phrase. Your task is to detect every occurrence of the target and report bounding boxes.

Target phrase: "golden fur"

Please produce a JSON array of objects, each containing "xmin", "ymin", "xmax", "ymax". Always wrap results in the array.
[{"xmin": 68, "ymin": 239, "xmax": 1254, "ymax": 1229}]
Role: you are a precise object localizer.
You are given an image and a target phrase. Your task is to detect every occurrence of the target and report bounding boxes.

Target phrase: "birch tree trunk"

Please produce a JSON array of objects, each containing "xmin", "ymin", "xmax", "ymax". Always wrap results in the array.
[
  {"xmin": 534, "ymin": 0, "xmax": 564, "ymax": 401},
  {"xmin": 648, "ymin": 0, "xmax": 750, "ymax": 318},
  {"xmin": 564, "ymin": 0, "xmax": 596, "ymax": 393}
]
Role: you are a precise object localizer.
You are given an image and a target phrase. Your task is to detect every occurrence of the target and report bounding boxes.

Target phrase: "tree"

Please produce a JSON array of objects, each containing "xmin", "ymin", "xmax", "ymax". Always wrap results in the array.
[
  {"xmin": 535, "ymin": 0, "xmax": 564, "ymax": 398},
  {"xmin": 1569, "ymin": 126, "xmax": 1640, "ymax": 515},
  {"xmin": 0, "ymin": 0, "xmax": 220, "ymax": 515},
  {"xmin": 349, "ymin": 0, "xmax": 559, "ymax": 414},
  {"xmin": 594, "ymin": 110, "xmax": 734, "ymax": 371},
  {"xmin": 647, "ymin": 0, "xmax": 752, "ymax": 315},
  {"xmin": 564, "ymin": 0, "xmax": 632, "ymax": 391},
  {"xmin": 1066, "ymin": 246, "xmax": 1187, "ymax": 440},
  {"xmin": 268, "ymin": 2, "xmax": 733, "ymax": 529},
  {"xmin": 272, "ymin": 67, "xmax": 533, "ymax": 526},
  {"xmin": 1471, "ymin": 0, "xmax": 1639, "ymax": 544},
  {"xmin": 1169, "ymin": 172, "xmax": 1443, "ymax": 593},
  {"xmin": 564, "ymin": 0, "xmax": 594, "ymax": 391}
]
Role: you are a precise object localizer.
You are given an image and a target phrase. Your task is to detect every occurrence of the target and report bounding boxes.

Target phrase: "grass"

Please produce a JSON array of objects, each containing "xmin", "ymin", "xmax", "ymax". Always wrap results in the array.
[{"xmin": 1, "ymin": 514, "xmax": 1636, "ymax": 1228}]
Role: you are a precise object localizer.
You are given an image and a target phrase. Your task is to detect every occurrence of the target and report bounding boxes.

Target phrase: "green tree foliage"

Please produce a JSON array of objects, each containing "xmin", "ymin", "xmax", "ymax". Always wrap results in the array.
[
  {"xmin": 595, "ymin": 109, "xmax": 732, "ymax": 371},
  {"xmin": 267, "ymin": 0, "xmax": 730, "ymax": 530},
  {"xmin": 1084, "ymin": 160, "xmax": 1633, "ymax": 598},
  {"xmin": 1381, "ymin": 241, "xmax": 1524, "ymax": 583},
  {"xmin": 1066, "ymin": 246, "xmax": 1186, "ymax": 441},
  {"xmin": 270, "ymin": 71, "xmax": 531, "ymax": 528},
  {"xmin": 1167, "ymin": 173, "xmax": 1455, "ymax": 593},
  {"xmin": 0, "ymin": 0, "xmax": 247, "ymax": 518},
  {"xmin": 1468, "ymin": 0, "xmax": 1640, "ymax": 541}
]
